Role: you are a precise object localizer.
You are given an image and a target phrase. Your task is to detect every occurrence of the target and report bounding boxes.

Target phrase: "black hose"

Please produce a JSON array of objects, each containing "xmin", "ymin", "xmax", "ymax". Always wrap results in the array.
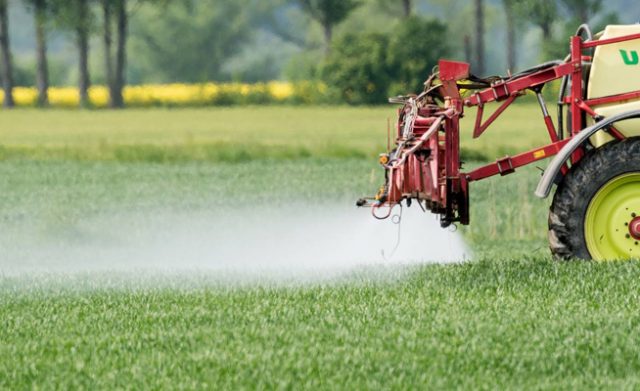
[
  {"xmin": 507, "ymin": 60, "xmax": 564, "ymax": 80},
  {"xmin": 556, "ymin": 24, "xmax": 593, "ymax": 140},
  {"xmin": 576, "ymin": 24, "xmax": 593, "ymax": 41}
]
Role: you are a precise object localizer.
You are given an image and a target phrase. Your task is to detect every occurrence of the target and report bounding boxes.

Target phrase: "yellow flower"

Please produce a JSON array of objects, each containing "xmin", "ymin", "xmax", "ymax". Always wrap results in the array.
[
  {"xmin": 54, "ymin": 87, "xmax": 79, "ymax": 107},
  {"xmin": 269, "ymin": 82, "xmax": 294, "ymax": 101},
  {"xmin": 13, "ymin": 87, "xmax": 37, "ymax": 106},
  {"xmin": 0, "ymin": 81, "xmax": 327, "ymax": 108}
]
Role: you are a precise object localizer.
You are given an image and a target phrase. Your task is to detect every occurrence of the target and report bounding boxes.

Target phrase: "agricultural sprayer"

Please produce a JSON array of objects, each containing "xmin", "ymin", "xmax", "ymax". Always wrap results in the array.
[{"xmin": 357, "ymin": 24, "xmax": 640, "ymax": 260}]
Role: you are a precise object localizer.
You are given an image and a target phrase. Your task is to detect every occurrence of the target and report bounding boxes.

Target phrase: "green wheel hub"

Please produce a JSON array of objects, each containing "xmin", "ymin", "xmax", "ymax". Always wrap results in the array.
[{"xmin": 585, "ymin": 173, "xmax": 640, "ymax": 260}]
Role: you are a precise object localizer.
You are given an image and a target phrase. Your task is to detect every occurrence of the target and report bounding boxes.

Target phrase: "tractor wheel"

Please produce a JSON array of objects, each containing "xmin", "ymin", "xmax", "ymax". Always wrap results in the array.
[{"xmin": 549, "ymin": 137, "xmax": 640, "ymax": 260}]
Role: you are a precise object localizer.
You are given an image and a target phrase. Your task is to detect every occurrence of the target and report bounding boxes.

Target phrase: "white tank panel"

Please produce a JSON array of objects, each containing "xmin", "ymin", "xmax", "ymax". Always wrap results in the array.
[{"xmin": 587, "ymin": 25, "xmax": 640, "ymax": 147}]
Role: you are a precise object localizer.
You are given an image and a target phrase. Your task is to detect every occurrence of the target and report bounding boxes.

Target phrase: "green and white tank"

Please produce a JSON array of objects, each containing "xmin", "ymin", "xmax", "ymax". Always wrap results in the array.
[{"xmin": 588, "ymin": 24, "xmax": 640, "ymax": 147}]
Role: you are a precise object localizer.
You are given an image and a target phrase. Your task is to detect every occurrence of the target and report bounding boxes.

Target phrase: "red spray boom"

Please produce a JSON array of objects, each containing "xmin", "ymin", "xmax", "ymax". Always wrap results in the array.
[{"xmin": 358, "ymin": 24, "xmax": 640, "ymax": 262}]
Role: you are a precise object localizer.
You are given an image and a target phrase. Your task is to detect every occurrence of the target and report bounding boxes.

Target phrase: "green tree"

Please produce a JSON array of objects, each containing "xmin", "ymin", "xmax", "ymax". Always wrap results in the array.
[
  {"xmin": 559, "ymin": 0, "xmax": 601, "ymax": 23},
  {"xmin": 323, "ymin": 33, "xmax": 390, "ymax": 104},
  {"xmin": 256, "ymin": 0, "xmax": 308, "ymax": 48},
  {"xmin": 374, "ymin": 0, "xmax": 413, "ymax": 18},
  {"xmin": 387, "ymin": 16, "xmax": 448, "ymax": 93},
  {"xmin": 402, "ymin": 0, "xmax": 411, "ymax": 17},
  {"xmin": 52, "ymin": 0, "xmax": 94, "ymax": 107},
  {"xmin": 545, "ymin": 2, "xmax": 615, "ymax": 60},
  {"xmin": 323, "ymin": 18, "xmax": 448, "ymax": 104},
  {"xmin": 0, "ymin": 0, "xmax": 13, "ymax": 107},
  {"xmin": 524, "ymin": 0, "xmax": 557, "ymax": 59},
  {"xmin": 298, "ymin": 0, "xmax": 361, "ymax": 56},
  {"xmin": 474, "ymin": 0, "xmax": 485, "ymax": 75},
  {"xmin": 131, "ymin": 0, "xmax": 251, "ymax": 83},
  {"xmin": 101, "ymin": 0, "xmax": 128, "ymax": 107},
  {"xmin": 76, "ymin": 0, "xmax": 92, "ymax": 107},
  {"xmin": 502, "ymin": 0, "xmax": 525, "ymax": 71},
  {"xmin": 102, "ymin": 0, "xmax": 112, "ymax": 97},
  {"xmin": 24, "ymin": 0, "xmax": 50, "ymax": 106}
]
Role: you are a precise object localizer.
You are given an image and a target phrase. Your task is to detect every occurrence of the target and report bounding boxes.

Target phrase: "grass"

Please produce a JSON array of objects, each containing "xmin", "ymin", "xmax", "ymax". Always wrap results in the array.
[
  {"xmin": 1, "ymin": 104, "xmax": 637, "ymax": 389},
  {"xmin": 0, "ymin": 158, "xmax": 550, "ymax": 264},
  {"xmin": 0, "ymin": 104, "xmax": 550, "ymax": 162},
  {"xmin": 3, "ymin": 259, "xmax": 640, "ymax": 389}
]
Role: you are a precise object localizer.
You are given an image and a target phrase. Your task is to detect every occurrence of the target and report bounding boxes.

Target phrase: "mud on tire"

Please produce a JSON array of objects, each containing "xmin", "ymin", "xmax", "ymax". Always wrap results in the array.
[{"xmin": 548, "ymin": 137, "xmax": 640, "ymax": 260}]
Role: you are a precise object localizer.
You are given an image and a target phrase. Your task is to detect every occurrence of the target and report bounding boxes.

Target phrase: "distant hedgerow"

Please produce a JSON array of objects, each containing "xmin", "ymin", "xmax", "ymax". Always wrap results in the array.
[{"xmin": 0, "ymin": 81, "xmax": 330, "ymax": 108}]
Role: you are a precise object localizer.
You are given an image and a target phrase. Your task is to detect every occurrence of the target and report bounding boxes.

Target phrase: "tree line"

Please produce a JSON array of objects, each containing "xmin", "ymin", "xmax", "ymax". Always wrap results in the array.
[
  {"xmin": 303, "ymin": 0, "xmax": 617, "ymax": 103},
  {"xmin": 487, "ymin": 0, "xmax": 613, "ymax": 76},
  {"xmin": 0, "ymin": 0, "xmax": 129, "ymax": 108},
  {"xmin": 0, "ymin": 0, "xmax": 626, "ymax": 108},
  {"xmin": 285, "ymin": 0, "xmax": 615, "ymax": 76}
]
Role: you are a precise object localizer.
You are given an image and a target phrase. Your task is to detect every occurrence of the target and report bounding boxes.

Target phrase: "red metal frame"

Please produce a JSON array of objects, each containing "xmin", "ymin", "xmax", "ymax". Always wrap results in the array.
[{"xmin": 361, "ymin": 29, "xmax": 640, "ymax": 227}]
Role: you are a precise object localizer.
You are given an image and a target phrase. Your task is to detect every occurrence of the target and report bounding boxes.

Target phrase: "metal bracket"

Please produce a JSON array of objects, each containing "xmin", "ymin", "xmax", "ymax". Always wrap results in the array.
[
  {"xmin": 497, "ymin": 156, "xmax": 515, "ymax": 175},
  {"xmin": 474, "ymin": 92, "xmax": 484, "ymax": 108},
  {"xmin": 492, "ymin": 82, "xmax": 510, "ymax": 101}
]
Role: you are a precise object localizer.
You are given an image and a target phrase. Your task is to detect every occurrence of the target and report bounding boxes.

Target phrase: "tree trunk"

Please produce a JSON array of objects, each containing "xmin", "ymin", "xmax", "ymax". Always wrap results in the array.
[
  {"xmin": 541, "ymin": 22, "xmax": 551, "ymax": 41},
  {"xmin": 0, "ymin": 0, "xmax": 14, "ymax": 108},
  {"xmin": 474, "ymin": 0, "xmax": 485, "ymax": 75},
  {"xmin": 402, "ymin": 0, "xmax": 412, "ymax": 18},
  {"xmin": 113, "ymin": 0, "xmax": 127, "ymax": 108},
  {"xmin": 34, "ymin": 0, "xmax": 49, "ymax": 107},
  {"xmin": 503, "ymin": 0, "xmax": 516, "ymax": 72},
  {"xmin": 323, "ymin": 22, "xmax": 332, "ymax": 57},
  {"xmin": 102, "ymin": 0, "xmax": 114, "ymax": 107},
  {"xmin": 538, "ymin": 20, "xmax": 554, "ymax": 60},
  {"xmin": 463, "ymin": 35, "xmax": 472, "ymax": 64},
  {"xmin": 77, "ymin": 28, "xmax": 90, "ymax": 107},
  {"xmin": 77, "ymin": 0, "xmax": 90, "ymax": 108}
]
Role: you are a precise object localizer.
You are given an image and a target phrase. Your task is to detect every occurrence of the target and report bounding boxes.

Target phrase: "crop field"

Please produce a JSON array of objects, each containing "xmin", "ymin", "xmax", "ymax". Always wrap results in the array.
[
  {"xmin": 0, "ymin": 103, "xmax": 551, "ymax": 162},
  {"xmin": 2, "ymin": 104, "xmax": 640, "ymax": 389}
]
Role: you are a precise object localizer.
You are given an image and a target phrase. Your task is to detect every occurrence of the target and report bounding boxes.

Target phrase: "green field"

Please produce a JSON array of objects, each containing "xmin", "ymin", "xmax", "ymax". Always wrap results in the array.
[
  {"xmin": 2, "ymin": 104, "xmax": 638, "ymax": 389},
  {"xmin": 0, "ymin": 104, "xmax": 549, "ymax": 162}
]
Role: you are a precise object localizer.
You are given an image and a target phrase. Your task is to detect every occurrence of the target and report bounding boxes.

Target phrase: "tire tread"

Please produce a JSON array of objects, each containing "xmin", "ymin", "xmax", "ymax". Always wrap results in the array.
[{"xmin": 549, "ymin": 137, "xmax": 640, "ymax": 260}]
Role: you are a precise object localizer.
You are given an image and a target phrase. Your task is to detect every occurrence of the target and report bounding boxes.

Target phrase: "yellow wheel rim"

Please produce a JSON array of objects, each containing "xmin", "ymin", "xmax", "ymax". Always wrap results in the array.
[{"xmin": 585, "ymin": 173, "xmax": 640, "ymax": 260}]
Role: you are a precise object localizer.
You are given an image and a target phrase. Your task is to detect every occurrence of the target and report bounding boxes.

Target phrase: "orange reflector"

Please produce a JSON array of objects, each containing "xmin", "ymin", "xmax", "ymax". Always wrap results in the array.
[{"xmin": 533, "ymin": 150, "xmax": 546, "ymax": 159}]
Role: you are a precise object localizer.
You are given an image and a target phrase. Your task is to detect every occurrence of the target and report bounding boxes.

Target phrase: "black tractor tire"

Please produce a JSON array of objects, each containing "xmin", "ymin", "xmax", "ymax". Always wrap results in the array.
[{"xmin": 548, "ymin": 137, "xmax": 640, "ymax": 260}]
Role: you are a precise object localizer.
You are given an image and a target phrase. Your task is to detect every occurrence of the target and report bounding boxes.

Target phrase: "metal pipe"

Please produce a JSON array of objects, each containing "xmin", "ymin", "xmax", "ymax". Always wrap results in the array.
[
  {"xmin": 557, "ymin": 75, "xmax": 568, "ymax": 140},
  {"xmin": 536, "ymin": 92, "xmax": 549, "ymax": 117}
]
